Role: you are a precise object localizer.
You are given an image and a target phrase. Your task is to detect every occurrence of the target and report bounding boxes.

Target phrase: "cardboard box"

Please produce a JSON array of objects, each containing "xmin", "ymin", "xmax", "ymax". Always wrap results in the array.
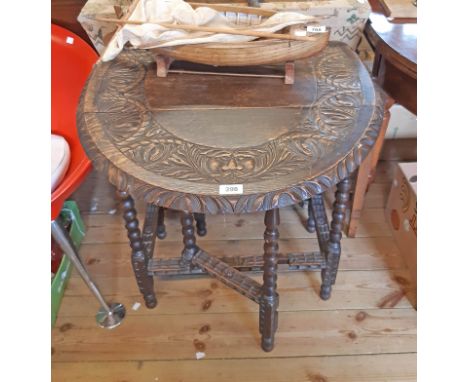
[
  {"xmin": 385, "ymin": 162, "xmax": 417, "ymax": 297},
  {"xmin": 385, "ymin": 104, "xmax": 417, "ymax": 139}
]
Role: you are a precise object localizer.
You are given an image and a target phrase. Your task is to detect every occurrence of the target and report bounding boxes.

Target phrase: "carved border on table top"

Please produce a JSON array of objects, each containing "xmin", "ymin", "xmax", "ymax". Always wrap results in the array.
[
  {"xmin": 78, "ymin": 45, "xmax": 387, "ymax": 214},
  {"xmin": 87, "ymin": 48, "xmax": 364, "ymax": 186},
  {"xmin": 78, "ymin": 97, "xmax": 385, "ymax": 214}
]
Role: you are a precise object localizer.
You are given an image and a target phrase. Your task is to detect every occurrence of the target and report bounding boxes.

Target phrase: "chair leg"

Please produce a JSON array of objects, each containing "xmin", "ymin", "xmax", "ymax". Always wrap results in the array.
[
  {"xmin": 119, "ymin": 191, "xmax": 157, "ymax": 309},
  {"xmin": 259, "ymin": 208, "xmax": 280, "ymax": 352},
  {"xmin": 194, "ymin": 213, "xmax": 207, "ymax": 236},
  {"xmin": 51, "ymin": 218, "xmax": 125, "ymax": 329},
  {"xmin": 156, "ymin": 207, "xmax": 166, "ymax": 239},
  {"xmin": 320, "ymin": 178, "xmax": 351, "ymax": 300}
]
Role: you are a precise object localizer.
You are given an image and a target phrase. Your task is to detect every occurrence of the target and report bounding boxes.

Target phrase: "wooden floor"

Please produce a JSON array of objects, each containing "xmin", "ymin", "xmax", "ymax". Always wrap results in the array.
[{"xmin": 52, "ymin": 161, "xmax": 416, "ymax": 382}]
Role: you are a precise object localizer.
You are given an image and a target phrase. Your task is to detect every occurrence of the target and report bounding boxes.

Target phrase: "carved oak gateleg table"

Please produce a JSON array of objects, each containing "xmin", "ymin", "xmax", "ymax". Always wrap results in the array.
[{"xmin": 77, "ymin": 42, "xmax": 386, "ymax": 352}]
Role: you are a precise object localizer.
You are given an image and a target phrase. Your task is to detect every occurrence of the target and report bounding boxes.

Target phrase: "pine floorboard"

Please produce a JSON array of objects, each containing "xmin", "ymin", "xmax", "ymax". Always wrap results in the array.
[{"xmin": 52, "ymin": 161, "xmax": 416, "ymax": 381}]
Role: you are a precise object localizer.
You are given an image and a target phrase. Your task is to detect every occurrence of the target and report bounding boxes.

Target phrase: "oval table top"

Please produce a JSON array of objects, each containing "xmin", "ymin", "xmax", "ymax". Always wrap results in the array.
[{"xmin": 78, "ymin": 42, "xmax": 385, "ymax": 214}]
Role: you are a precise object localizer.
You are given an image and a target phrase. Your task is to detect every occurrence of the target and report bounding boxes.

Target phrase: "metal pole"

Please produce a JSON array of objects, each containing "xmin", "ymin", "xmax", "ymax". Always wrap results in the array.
[{"xmin": 51, "ymin": 218, "xmax": 125, "ymax": 329}]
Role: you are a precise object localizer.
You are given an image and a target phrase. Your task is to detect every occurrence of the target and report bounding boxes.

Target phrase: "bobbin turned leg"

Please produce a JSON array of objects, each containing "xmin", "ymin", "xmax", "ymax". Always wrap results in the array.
[
  {"xmin": 320, "ymin": 179, "xmax": 351, "ymax": 300},
  {"xmin": 119, "ymin": 191, "xmax": 157, "ymax": 308},
  {"xmin": 260, "ymin": 208, "xmax": 280, "ymax": 352},
  {"xmin": 194, "ymin": 213, "xmax": 207, "ymax": 236},
  {"xmin": 156, "ymin": 207, "xmax": 166, "ymax": 239},
  {"xmin": 180, "ymin": 211, "xmax": 199, "ymax": 265},
  {"xmin": 306, "ymin": 198, "xmax": 316, "ymax": 233}
]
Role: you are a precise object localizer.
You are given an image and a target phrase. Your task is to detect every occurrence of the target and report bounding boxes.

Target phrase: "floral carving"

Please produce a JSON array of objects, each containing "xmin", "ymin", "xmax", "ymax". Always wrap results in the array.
[{"xmin": 78, "ymin": 43, "xmax": 386, "ymax": 214}]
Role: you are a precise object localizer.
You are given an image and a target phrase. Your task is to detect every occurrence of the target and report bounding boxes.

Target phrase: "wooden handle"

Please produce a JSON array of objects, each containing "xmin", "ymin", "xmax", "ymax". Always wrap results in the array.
[{"xmin": 96, "ymin": 18, "xmax": 324, "ymax": 43}]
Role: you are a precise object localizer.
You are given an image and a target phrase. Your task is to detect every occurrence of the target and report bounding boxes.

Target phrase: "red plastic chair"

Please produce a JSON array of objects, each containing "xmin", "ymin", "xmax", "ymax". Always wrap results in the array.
[{"xmin": 51, "ymin": 24, "xmax": 125, "ymax": 328}]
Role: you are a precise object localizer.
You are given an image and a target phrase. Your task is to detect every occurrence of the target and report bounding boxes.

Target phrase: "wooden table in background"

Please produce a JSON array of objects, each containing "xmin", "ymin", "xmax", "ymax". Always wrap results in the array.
[{"xmin": 365, "ymin": 0, "xmax": 417, "ymax": 114}]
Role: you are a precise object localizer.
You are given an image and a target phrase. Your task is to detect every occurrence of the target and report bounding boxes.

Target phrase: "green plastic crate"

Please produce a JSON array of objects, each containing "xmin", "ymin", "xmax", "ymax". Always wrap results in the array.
[{"xmin": 51, "ymin": 201, "xmax": 86, "ymax": 327}]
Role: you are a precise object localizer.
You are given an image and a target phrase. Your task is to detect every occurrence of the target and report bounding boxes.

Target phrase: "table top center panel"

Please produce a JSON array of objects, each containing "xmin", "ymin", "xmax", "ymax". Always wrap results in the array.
[
  {"xmin": 144, "ymin": 61, "xmax": 318, "ymax": 109},
  {"xmin": 154, "ymin": 108, "xmax": 305, "ymax": 149}
]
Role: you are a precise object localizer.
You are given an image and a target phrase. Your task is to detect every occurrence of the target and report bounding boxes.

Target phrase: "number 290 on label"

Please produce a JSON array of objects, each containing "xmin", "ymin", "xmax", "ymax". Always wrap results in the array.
[{"xmin": 219, "ymin": 184, "xmax": 243, "ymax": 195}]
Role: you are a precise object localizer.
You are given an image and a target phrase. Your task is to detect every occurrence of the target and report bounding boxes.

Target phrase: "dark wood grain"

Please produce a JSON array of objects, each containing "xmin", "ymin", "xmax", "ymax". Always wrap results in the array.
[{"xmin": 77, "ymin": 42, "xmax": 386, "ymax": 214}]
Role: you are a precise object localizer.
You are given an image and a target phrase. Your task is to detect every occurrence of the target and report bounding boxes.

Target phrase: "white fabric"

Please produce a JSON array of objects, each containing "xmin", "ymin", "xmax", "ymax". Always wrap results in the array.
[
  {"xmin": 102, "ymin": 0, "xmax": 316, "ymax": 61},
  {"xmin": 51, "ymin": 134, "xmax": 71, "ymax": 192}
]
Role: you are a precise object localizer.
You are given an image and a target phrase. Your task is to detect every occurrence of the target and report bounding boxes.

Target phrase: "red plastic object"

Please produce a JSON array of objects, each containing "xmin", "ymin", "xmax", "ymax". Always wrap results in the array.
[{"xmin": 51, "ymin": 24, "xmax": 98, "ymax": 220}]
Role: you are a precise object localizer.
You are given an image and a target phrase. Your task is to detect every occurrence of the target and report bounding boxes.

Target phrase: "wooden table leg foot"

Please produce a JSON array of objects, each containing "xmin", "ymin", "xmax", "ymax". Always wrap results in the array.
[
  {"xmin": 260, "ymin": 208, "xmax": 280, "ymax": 352},
  {"xmin": 306, "ymin": 198, "xmax": 316, "ymax": 233},
  {"xmin": 119, "ymin": 191, "xmax": 157, "ymax": 309},
  {"xmin": 260, "ymin": 295, "xmax": 279, "ymax": 352},
  {"xmin": 194, "ymin": 213, "xmax": 207, "ymax": 236},
  {"xmin": 261, "ymin": 320, "xmax": 276, "ymax": 352},
  {"xmin": 262, "ymin": 340, "xmax": 274, "ymax": 352},
  {"xmin": 319, "ymin": 178, "xmax": 350, "ymax": 301},
  {"xmin": 320, "ymin": 280, "xmax": 331, "ymax": 300},
  {"xmin": 143, "ymin": 293, "xmax": 157, "ymax": 309},
  {"xmin": 156, "ymin": 207, "xmax": 167, "ymax": 239}
]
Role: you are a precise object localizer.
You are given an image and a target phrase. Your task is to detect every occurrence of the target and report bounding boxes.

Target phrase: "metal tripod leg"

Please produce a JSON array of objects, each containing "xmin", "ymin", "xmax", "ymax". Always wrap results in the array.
[{"xmin": 51, "ymin": 218, "xmax": 125, "ymax": 329}]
